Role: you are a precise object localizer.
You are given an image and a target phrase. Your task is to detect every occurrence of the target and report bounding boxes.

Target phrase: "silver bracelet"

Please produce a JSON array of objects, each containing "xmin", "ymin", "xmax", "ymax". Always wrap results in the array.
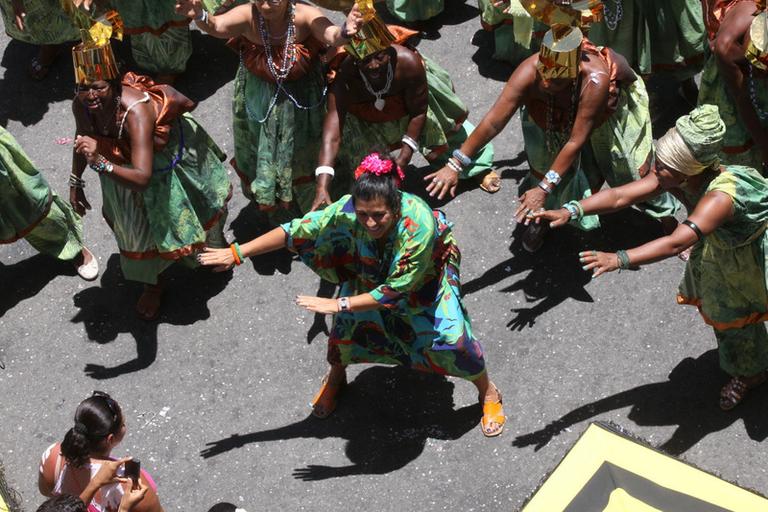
[
  {"xmin": 68, "ymin": 174, "xmax": 85, "ymax": 188},
  {"xmin": 337, "ymin": 296, "xmax": 351, "ymax": 312},
  {"xmin": 401, "ymin": 135, "xmax": 419, "ymax": 152},
  {"xmin": 315, "ymin": 166, "xmax": 335, "ymax": 178},
  {"xmin": 537, "ymin": 180, "xmax": 552, "ymax": 194},
  {"xmin": 446, "ymin": 158, "xmax": 462, "ymax": 174},
  {"xmin": 196, "ymin": 10, "xmax": 209, "ymax": 24},
  {"xmin": 452, "ymin": 149, "xmax": 472, "ymax": 167}
]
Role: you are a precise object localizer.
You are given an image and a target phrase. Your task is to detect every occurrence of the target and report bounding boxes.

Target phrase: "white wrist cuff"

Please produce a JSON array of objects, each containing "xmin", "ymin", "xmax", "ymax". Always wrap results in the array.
[{"xmin": 315, "ymin": 166, "xmax": 335, "ymax": 178}]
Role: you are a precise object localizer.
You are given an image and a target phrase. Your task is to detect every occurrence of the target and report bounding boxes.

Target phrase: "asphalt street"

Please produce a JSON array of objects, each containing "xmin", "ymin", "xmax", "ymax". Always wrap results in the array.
[{"xmin": 1, "ymin": 3, "xmax": 768, "ymax": 511}]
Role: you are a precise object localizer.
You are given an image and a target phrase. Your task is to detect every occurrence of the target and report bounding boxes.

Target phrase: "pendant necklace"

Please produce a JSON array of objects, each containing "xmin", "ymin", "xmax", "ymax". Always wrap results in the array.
[{"xmin": 359, "ymin": 62, "xmax": 393, "ymax": 111}]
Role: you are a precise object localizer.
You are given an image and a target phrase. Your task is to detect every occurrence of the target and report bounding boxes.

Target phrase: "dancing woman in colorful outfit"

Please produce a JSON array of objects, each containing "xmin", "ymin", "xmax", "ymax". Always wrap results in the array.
[
  {"xmin": 70, "ymin": 22, "xmax": 231, "ymax": 320},
  {"xmin": 536, "ymin": 105, "xmax": 768, "ymax": 410},
  {"xmin": 175, "ymin": 0, "xmax": 363, "ymax": 220},
  {"xmin": 199, "ymin": 153, "xmax": 506, "ymax": 437},
  {"xmin": 0, "ymin": 126, "xmax": 98, "ymax": 280}
]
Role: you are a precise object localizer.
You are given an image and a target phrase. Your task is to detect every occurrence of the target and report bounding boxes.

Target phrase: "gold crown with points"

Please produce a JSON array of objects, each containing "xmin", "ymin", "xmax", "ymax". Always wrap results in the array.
[
  {"xmin": 344, "ymin": 13, "xmax": 397, "ymax": 61},
  {"xmin": 536, "ymin": 24, "xmax": 583, "ymax": 79}
]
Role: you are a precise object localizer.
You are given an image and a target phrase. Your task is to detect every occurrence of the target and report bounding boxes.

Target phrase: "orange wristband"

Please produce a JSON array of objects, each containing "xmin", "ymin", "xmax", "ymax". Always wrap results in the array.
[{"xmin": 230, "ymin": 244, "xmax": 242, "ymax": 265}]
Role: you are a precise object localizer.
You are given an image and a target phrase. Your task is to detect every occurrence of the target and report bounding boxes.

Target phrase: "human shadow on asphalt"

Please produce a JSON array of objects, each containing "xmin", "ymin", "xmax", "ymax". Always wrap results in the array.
[
  {"xmin": 199, "ymin": 366, "xmax": 480, "ymax": 479},
  {"xmin": 171, "ymin": 31, "xmax": 239, "ymax": 103},
  {"xmin": 70, "ymin": 255, "xmax": 232, "ymax": 379},
  {"xmin": 402, "ymin": 152, "xmax": 528, "ymax": 209},
  {"xmin": 229, "ymin": 202, "xmax": 296, "ymax": 276},
  {"xmin": 513, "ymin": 350, "xmax": 768, "ymax": 456},
  {"xmin": 462, "ymin": 207, "xmax": 667, "ymax": 331},
  {"xmin": 0, "ymin": 40, "xmax": 77, "ymax": 126},
  {"xmin": 377, "ymin": 0, "xmax": 480, "ymax": 41},
  {"xmin": 470, "ymin": 29, "xmax": 516, "ymax": 82},
  {"xmin": 0, "ymin": 253, "xmax": 76, "ymax": 317}
]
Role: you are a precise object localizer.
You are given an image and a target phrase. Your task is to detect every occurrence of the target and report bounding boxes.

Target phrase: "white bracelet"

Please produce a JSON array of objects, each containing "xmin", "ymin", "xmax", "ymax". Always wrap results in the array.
[
  {"xmin": 195, "ymin": 10, "xmax": 209, "ymax": 24},
  {"xmin": 401, "ymin": 135, "xmax": 419, "ymax": 152},
  {"xmin": 446, "ymin": 158, "xmax": 462, "ymax": 174},
  {"xmin": 315, "ymin": 166, "xmax": 335, "ymax": 178}
]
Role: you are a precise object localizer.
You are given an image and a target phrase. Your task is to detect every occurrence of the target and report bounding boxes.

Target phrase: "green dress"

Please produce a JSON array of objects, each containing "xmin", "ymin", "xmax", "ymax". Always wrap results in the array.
[
  {"xmin": 521, "ymin": 46, "xmax": 679, "ymax": 230},
  {"xmin": 0, "ymin": 0, "xmax": 78, "ymax": 45},
  {"xmin": 477, "ymin": 0, "xmax": 547, "ymax": 65},
  {"xmin": 110, "ymin": 0, "xmax": 192, "ymax": 75},
  {"xmin": 282, "ymin": 192, "xmax": 486, "ymax": 380},
  {"xmin": 0, "ymin": 126, "xmax": 83, "ymax": 260},
  {"xmin": 339, "ymin": 53, "xmax": 495, "ymax": 180},
  {"xmin": 386, "ymin": 0, "xmax": 443, "ymax": 22},
  {"xmin": 589, "ymin": 0, "xmax": 706, "ymax": 81},
  {"xmin": 677, "ymin": 166, "xmax": 768, "ymax": 377},
  {"xmin": 230, "ymin": 35, "xmax": 327, "ymax": 222},
  {"xmin": 90, "ymin": 74, "xmax": 231, "ymax": 285},
  {"xmin": 697, "ymin": 0, "xmax": 767, "ymax": 171}
]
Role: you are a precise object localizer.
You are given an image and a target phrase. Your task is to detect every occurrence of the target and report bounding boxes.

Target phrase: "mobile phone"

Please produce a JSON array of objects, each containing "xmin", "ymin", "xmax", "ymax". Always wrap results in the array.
[{"xmin": 124, "ymin": 459, "xmax": 141, "ymax": 486}]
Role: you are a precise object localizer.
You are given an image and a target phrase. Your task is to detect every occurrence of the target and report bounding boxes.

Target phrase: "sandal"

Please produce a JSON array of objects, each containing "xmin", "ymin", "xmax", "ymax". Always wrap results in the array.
[
  {"xmin": 478, "ymin": 171, "xmax": 502, "ymax": 194},
  {"xmin": 310, "ymin": 371, "xmax": 346, "ymax": 419},
  {"xmin": 74, "ymin": 246, "xmax": 99, "ymax": 281},
  {"xmin": 719, "ymin": 373, "xmax": 767, "ymax": 411},
  {"xmin": 480, "ymin": 384, "xmax": 506, "ymax": 437}
]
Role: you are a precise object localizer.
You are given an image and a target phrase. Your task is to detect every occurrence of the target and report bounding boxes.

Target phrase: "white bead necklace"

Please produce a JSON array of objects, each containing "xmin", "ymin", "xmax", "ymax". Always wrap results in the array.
[{"xmin": 358, "ymin": 62, "xmax": 394, "ymax": 111}]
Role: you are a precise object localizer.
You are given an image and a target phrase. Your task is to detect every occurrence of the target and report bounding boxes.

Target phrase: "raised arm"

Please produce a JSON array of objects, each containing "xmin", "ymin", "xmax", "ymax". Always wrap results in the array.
[
  {"xmin": 582, "ymin": 190, "xmax": 734, "ymax": 277},
  {"xmin": 312, "ymin": 79, "xmax": 348, "ymax": 211},
  {"xmin": 175, "ymin": 0, "xmax": 251, "ymax": 39},
  {"xmin": 303, "ymin": 3, "xmax": 363, "ymax": 47}
]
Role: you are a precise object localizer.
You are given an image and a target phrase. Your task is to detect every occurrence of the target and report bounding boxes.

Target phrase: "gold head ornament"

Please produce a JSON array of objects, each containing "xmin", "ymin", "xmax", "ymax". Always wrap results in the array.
[
  {"xmin": 344, "ymin": 13, "xmax": 396, "ymax": 61},
  {"xmin": 523, "ymin": 0, "xmax": 603, "ymax": 29},
  {"xmin": 537, "ymin": 24, "xmax": 583, "ymax": 79},
  {"xmin": 62, "ymin": 0, "xmax": 123, "ymax": 84},
  {"xmin": 746, "ymin": 10, "xmax": 768, "ymax": 71}
]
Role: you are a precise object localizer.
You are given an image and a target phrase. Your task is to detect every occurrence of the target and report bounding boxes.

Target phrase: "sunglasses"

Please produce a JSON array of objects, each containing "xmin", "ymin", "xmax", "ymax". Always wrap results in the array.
[{"xmin": 92, "ymin": 390, "xmax": 121, "ymax": 427}]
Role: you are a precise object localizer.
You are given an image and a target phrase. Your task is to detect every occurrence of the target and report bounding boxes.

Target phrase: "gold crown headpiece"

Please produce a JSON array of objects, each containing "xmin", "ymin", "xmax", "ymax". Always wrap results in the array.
[
  {"xmin": 746, "ymin": 10, "xmax": 768, "ymax": 71},
  {"xmin": 61, "ymin": 1, "xmax": 123, "ymax": 84},
  {"xmin": 537, "ymin": 24, "xmax": 583, "ymax": 79},
  {"xmin": 344, "ymin": 13, "xmax": 397, "ymax": 61},
  {"xmin": 522, "ymin": 0, "xmax": 603, "ymax": 29}
]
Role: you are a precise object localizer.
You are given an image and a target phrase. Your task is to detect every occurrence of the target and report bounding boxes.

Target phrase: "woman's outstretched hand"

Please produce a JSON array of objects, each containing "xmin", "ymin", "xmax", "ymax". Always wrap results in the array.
[
  {"xmin": 579, "ymin": 250, "xmax": 619, "ymax": 279},
  {"xmin": 345, "ymin": 4, "xmax": 364, "ymax": 37},
  {"xmin": 533, "ymin": 208, "xmax": 571, "ymax": 228},
  {"xmin": 197, "ymin": 247, "xmax": 234, "ymax": 272},
  {"xmin": 295, "ymin": 295, "xmax": 339, "ymax": 315}
]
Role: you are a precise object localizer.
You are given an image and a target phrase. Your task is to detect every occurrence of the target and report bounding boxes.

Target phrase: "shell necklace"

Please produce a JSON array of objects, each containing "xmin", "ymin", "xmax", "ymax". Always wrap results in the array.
[{"xmin": 359, "ymin": 62, "xmax": 394, "ymax": 111}]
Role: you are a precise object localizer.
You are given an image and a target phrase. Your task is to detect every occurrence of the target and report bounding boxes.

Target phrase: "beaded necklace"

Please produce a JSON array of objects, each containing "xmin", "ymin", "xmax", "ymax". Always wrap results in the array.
[
  {"xmin": 544, "ymin": 78, "xmax": 580, "ymax": 155},
  {"xmin": 602, "ymin": 0, "xmax": 623, "ymax": 31},
  {"xmin": 358, "ymin": 62, "xmax": 394, "ymax": 111},
  {"xmin": 240, "ymin": 1, "xmax": 327, "ymax": 123},
  {"xmin": 748, "ymin": 64, "xmax": 768, "ymax": 122}
]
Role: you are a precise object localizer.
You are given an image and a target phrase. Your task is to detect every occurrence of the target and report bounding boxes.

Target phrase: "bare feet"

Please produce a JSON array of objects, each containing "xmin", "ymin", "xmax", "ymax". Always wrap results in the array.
[
  {"xmin": 478, "ymin": 171, "xmax": 502, "ymax": 194},
  {"xmin": 135, "ymin": 284, "xmax": 163, "ymax": 321}
]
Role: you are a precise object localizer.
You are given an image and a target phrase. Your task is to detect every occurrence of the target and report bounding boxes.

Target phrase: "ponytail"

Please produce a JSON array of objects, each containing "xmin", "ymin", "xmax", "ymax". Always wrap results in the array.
[{"xmin": 60, "ymin": 393, "xmax": 122, "ymax": 467}]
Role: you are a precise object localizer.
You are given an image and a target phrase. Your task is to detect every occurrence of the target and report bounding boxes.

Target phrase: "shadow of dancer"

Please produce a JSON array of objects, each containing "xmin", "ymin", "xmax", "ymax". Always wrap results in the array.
[
  {"xmin": 0, "ymin": 253, "xmax": 75, "ymax": 317},
  {"xmin": 71, "ymin": 254, "xmax": 232, "ymax": 379},
  {"xmin": 513, "ymin": 350, "xmax": 768, "ymax": 456},
  {"xmin": 200, "ymin": 366, "xmax": 480, "ymax": 480},
  {"xmin": 462, "ymin": 208, "xmax": 669, "ymax": 331},
  {"xmin": 229, "ymin": 202, "xmax": 296, "ymax": 276},
  {"xmin": 377, "ymin": 0, "xmax": 480, "ymax": 41}
]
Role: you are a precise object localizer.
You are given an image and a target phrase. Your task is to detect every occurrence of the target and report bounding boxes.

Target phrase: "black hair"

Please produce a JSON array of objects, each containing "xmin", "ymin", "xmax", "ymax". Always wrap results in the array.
[
  {"xmin": 352, "ymin": 154, "xmax": 402, "ymax": 213},
  {"xmin": 207, "ymin": 504, "xmax": 239, "ymax": 512},
  {"xmin": 60, "ymin": 393, "xmax": 123, "ymax": 468},
  {"xmin": 36, "ymin": 495, "xmax": 87, "ymax": 512}
]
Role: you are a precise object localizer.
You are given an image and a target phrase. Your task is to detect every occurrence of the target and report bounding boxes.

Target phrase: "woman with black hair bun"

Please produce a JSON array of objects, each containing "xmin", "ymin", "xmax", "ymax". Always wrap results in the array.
[
  {"xmin": 38, "ymin": 392, "xmax": 162, "ymax": 512},
  {"xmin": 199, "ymin": 153, "xmax": 506, "ymax": 437}
]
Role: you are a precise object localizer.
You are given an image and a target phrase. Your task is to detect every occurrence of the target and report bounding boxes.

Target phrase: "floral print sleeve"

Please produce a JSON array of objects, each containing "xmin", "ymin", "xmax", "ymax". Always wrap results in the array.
[{"xmin": 369, "ymin": 198, "xmax": 436, "ymax": 308}]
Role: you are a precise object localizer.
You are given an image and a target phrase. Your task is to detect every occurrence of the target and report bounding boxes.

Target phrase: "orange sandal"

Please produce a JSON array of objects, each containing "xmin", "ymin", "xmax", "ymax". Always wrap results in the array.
[
  {"xmin": 478, "ymin": 171, "xmax": 502, "ymax": 194},
  {"xmin": 480, "ymin": 386, "xmax": 506, "ymax": 437},
  {"xmin": 310, "ymin": 372, "xmax": 346, "ymax": 419}
]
